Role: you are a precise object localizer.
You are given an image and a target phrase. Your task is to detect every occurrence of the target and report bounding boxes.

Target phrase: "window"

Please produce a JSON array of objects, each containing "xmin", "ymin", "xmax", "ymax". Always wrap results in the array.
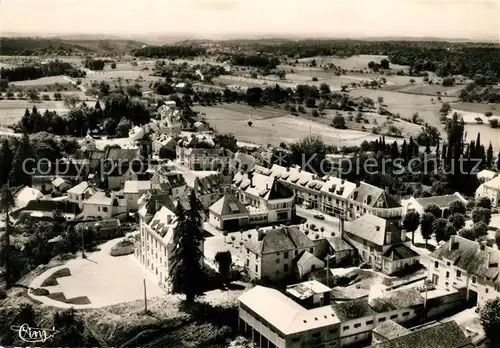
[
  {"xmin": 246, "ymin": 259, "xmax": 249, "ymax": 266},
  {"xmin": 456, "ymin": 270, "xmax": 462, "ymax": 278},
  {"xmin": 434, "ymin": 261, "xmax": 439, "ymax": 269},
  {"xmin": 354, "ymin": 323, "xmax": 361, "ymax": 328},
  {"xmin": 446, "ymin": 271, "xmax": 449, "ymax": 278},
  {"xmin": 366, "ymin": 320, "xmax": 373, "ymax": 325},
  {"xmin": 295, "ymin": 250, "xmax": 298, "ymax": 256},
  {"xmin": 103, "ymin": 207, "xmax": 108, "ymax": 212},
  {"xmin": 378, "ymin": 317, "xmax": 386, "ymax": 322},
  {"xmin": 275, "ymin": 259, "xmax": 280, "ymax": 264},
  {"xmin": 447, "ymin": 262, "xmax": 451, "ymax": 266},
  {"xmin": 329, "ymin": 328, "xmax": 338, "ymax": 334},
  {"xmin": 486, "ymin": 288, "xmax": 489, "ymax": 293},
  {"xmin": 255, "ymin": 265, "xmax": 258, "ymax": 272},
  {"xmin": 310, "ymin": 248, "xmax": 314, "ymax": 253},
  {"xmin": 390, "ymin": 314, "xmax": 398, "ymax": 319},
  {"xmin": 284, "ymin": 251, "xmax": 289, "ymax": 259},
  {"xmin": 472, "ymin": 276, "xmax": 477, "ymax": 284},
  {"xmin": 343, "ymin": 326, "xmax": 349, "ymax": 331}
]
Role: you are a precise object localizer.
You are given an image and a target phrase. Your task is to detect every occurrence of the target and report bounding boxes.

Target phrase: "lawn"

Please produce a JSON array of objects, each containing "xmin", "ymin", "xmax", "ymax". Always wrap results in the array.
[
  {"xmin": 383, "ymin": 83, "xmax": 463, "ymax": 97},
  {"xmin": 10, "ymin": 75, "xmax": 70, "ymax": 86},
  {"xmin": 195, "ymin": 103, "xmax": 402, "ymax": 147},
  {"xmin": 0, "ymin": 99, "xmax": 69, "ymax": 126},
  {"xmin": 294, "ymin": 55, "xmax": 410, "ymax": 71},
  {"xmin": 348, "ymin": 88, "xmax": 457, "ymax": 128}
]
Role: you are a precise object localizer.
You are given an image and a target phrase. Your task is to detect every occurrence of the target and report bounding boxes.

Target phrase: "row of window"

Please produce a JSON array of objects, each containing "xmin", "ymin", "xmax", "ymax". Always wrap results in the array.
[{"xmin": 342, "ymin": 313, "xmax": 410, "ymax": 331}]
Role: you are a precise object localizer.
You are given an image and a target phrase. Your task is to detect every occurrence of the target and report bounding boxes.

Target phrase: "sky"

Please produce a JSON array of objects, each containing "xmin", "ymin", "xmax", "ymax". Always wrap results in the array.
[{"xmin": 1, "ymin": 0, "xmax": 499, "ymax": 40}]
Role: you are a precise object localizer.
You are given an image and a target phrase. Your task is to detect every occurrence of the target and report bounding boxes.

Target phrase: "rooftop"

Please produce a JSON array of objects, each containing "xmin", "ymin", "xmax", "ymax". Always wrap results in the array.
[
  {"xmin": 209, "ymin": 194, "xmax": 248, "ymax": 216},
  {"xmin": 245, "ymin": 226, "xmax": 316, "ymax": 255},
  {"xmin": 123, "ymin": 180, "xmax": 152, "ymax": 194},
  {"xmin": 414, "ymin": 192, "xmax": 466, "ymax": 209},
  {"xmin": 84, "ymin": 191, "xmax": 117, "ymax": 206},
  {"xmin": 483, "ymin": 175, "xmax": 500, "ymax": 190},
  {"xmin": 345, "ymin": 214, "xmax": 401, "ymax": 246},
  {"xmin": 383, "ymin": 244, "xmax": 420, "ymax": 261},
  {"xmin": 348, "ymin": 181, "xmax": 401, "ymax": 209},
  {"xmin": 370, "ymin": 320, "xmax": 473, "ymax": 348},
  {"xmin": 67, "ymin": 181, "xmax": 92, "ymax": 195},
  {"xmin": 372, "ymin": 320, "xmax": 410, "ymax": 340},
  {"xmin": 286, "ymin": 280, "xmax": 331, "ymax": 300}
]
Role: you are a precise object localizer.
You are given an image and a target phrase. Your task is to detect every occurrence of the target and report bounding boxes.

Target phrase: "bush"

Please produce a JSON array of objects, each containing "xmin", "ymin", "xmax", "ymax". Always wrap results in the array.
[
  {"xmin": 42, "ymin": 94, "xmax": 50, "ymax": 101},
  {"xmin": 490, "ymin": 119, "xmax": 499, "ymax": 128}
]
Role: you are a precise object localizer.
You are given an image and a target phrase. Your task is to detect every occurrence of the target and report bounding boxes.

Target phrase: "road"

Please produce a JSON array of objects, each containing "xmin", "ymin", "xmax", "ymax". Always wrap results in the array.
[{"xmin": 295, "ymin": 206, "xmax": 342, "ymax": 236}]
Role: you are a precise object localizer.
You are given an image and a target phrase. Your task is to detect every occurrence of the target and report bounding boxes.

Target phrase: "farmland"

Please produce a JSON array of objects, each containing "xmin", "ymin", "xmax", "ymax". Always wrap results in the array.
[
  {"xmin": 195, "ymin": 103, "xmax": 401, "ymax": 147},
  {"xmin": 289, "ymin": 55, "xmax": 410, "ymax": 71},
  {"xmin": 0, "ymin": 100, "xmax": 69, "ymax": 126},
  {"xmin": 10, "ymin": 75, "xmax": 72, "ymax": 86}
]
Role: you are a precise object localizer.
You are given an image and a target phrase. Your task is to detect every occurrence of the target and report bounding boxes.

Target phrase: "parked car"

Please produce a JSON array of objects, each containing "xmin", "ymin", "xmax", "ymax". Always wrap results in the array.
[{"xmin": 313, "ymin": 213, "xmax": 325, "ymax": 220}]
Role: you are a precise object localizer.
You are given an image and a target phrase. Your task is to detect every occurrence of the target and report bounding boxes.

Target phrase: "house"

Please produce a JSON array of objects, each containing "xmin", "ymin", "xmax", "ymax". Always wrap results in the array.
[
  {"xmin": 75, "ymin": 219, "xmax": 122, "ymax": 240},
  {"xmin": 51, "ymin": 177, "xmax": 72, "ymax": 193},
  {"xmin": 343, "ymin": 214, "xmax": 419, "ymax": 274},
  {"xmin": 370, "ymin": 320, "xmax": 473, "ymax": 348},
  {"xmin": 135, "ymin": 197, "xmax": 203, "ymax": 291},
  {"xmin": 346, "ymin": 182, "xmax": 402, "ymax": 220},
  {"xmin": 320, "ymin": 236, "xmax": 355, "ymax": 265},
  {"xmin": 238, "ymin": 285, "xmax": 341, "ymax": 348},
  {"xmin": 286, "ymin": 280, "xmax": 331, "ymax": 308},
  {"xmin": 371, "ymin": 320, "xmax": 409, "ymax": 344},
  {"xmin": 477, "ymin": 169, "xmax": 497, "ymax": 182},
  {"xmin": 12, "ymin": 199, "xmax": 81, "ymax": 221},
  {"xmin": 320, "ymin": 176, "xmax": 357, "ymax": 218},
  {"xmin": 176, "ymin": 146, "xmax": 232, "ymax": 172},
  {"xmin": 152, "ymin": 134, "xmax": 176, "ymax": 155},
  {"xmin": 428, "ymin": 235, "xmax": 500, "ymax": 306},
  {"xmin": 233, "ymin": 171, "xmax": 295, "ymax": 226},
  {"xmin": 244, "ymin": 226, "xmax": 317, "ymax": 282},
  {"xmin": 475, "ymin": 175, "xmax": 500, "ymax": 208},
  {"xmin": 123, "ymin": 180, "xmax": 152, "ymax": 211},
  {"xmin": 79, "ymin": 134, "xmax": 97, "ymax": 150},
  {"xmin": 82, "ymin": 191, "xmax": 127, "ymax": 219},
  {"xmin": 150, "ymin": 165, "xmax": 187, "ymax": 199},
  {"xmin": 402, "ymin": 192, "xmax": 468, "ymax": 218},
  {"xmin": 157, "ymin": 103, "xmax": 181, "ymax": 136},
  {"xmin": 67, "ymin": 181, "xmax": 95, "ymax": 208},
  {"xmin": 189, "ymin": 174, "xmax": 224, "ymax": 209},
  {"xmin": 129, "ymin": 125, "xmax": 145, "ymax": 142},
  {"xmin": 238, "ymin": 284, "xmax": 425, "ymax": 348},
  {"xmin": 209, "ymin": 194, "xmax": 249, "ymax": 231},
  {"xmin": 32, "ymin": 161, "xmax": 84, "ymax": 193},
  {"xmin": 13, "ymin": 186, "xmax": 43, "ymax": 209},
  {"xmin": 294, "ymin": 252, "xmax": 325, "ymax": 280}
]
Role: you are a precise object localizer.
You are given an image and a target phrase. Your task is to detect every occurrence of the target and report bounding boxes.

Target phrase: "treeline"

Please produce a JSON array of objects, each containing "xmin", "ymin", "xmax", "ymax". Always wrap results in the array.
[
  {"xmin": 84, "ymin": 58, "xmax": 106, "ymax": 70},
  {"xmin": 223, "ymin": 53, "xmax": 280, "ymax": 69},
  {"xmin": 15, "ymin": 93, "xmax": 151, "ymax": 137},
  {"xmin": 0, "ymin": 60, "xmax": 86, "ymax": 82},
  {"xmin": 0, "ymin": 37, "xmax": 87, "ymax": 56},
  {"xmin": 133, "ymin": 45, "xmax": 207, "ymax": 58}
]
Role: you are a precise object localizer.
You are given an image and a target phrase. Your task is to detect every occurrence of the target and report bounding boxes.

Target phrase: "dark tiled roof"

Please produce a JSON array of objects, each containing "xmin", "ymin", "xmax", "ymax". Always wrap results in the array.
[
  {"xmin": 209, "ymin": 194, "xmax": 248, "ymax": 216},
  {"xmin": 369, "ymin": 288, "xmax": 424, "ymax": 312},
  {"xmin": 383, "ymin": 244, "xmax": 420, "ymax": 261},
  {"xmin": 372, "ymin": 320, "xmax": 410, "ymax": 340},
  {"xmin": 415, "ymin": 193, "xmax": 465, "ymax": 209},
  {"xmin": 370, "ymin": 321, "xmax": 473, "ymax": 348},
  {"xmin": 16, "ymin": 200, "xmax": 81, "ymax": 215},
  {"xmin": 105, "ymin": 148, "xmax": 141, "ymax": 162},
  {"xmin": 194, "ymin": 174, "xmax": 221, "ymax": 196},
  {"xmin": 331, "ymin": 298, "xmax": 377, "ymax": 321},
  {"xmin": 345, "ymin": 214, "xmax": 401, "ymax": 246},
  {"xmin": 246, "ymin": 227, "xmax": 315, "ymax": 255},
  {"xmin": 326, "ymin": 236, "xmax": 354, "ymax": 252}
]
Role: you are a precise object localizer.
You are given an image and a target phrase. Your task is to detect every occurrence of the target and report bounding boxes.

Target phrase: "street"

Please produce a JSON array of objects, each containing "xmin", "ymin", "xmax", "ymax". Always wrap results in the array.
[{"xmin": 295, "ymin": 206, "xmax": 342, "ymax": 236}]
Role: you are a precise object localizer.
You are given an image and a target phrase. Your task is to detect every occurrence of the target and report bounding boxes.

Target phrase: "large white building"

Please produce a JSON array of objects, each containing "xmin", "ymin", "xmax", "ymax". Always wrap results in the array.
[
  {"xmin": 475, "ymin": 175, "xmax": 500, "ymax": 208},
  {"xmin": 428, "ymin": 235, "xmax": 500, "ymax": 306}
]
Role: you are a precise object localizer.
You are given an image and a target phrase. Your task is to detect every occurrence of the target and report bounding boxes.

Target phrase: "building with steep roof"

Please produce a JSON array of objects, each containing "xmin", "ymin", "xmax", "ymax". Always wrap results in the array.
[
  {"xmin": 346, "ymin": 181, "xmax": 402, "ymax": 220},
  {"xmin": 344, "ymin": 214, "xmax": 419, "ymax": 274},
  {"xmin": 82, "ymin": 191, "xmax": 127, "ymax": 219},
  {"xmin": 232, "ymin": 171, "xmax": 295, "ymax": 227},
  {"xmin": 124, "ymin": 180, "xmax": 152, "ymax": 210},
  {"xmin": 402, "ymin": 192, "xmax": 467, "ymax": 218},
  {"xmin": 475, "ymin": 174, "xmax": 500, "ymax": 208},
  {"xmin": 176, "ymin": 146, "xmax": 232, "ymax": 172},
  {"xmin": 209, "ymin": 194, "xmax": 249, "ymax": 231},
  {"xmin": 428, "ymin": 235, "xmax": 500, "ymax": 306},
  {"xmin": 244, "ymin": 226, "xmax": 316, "ymax": 282},
  {"xmin": 67, "ymin": 181, "xmax": 95, "ymax": 208}
]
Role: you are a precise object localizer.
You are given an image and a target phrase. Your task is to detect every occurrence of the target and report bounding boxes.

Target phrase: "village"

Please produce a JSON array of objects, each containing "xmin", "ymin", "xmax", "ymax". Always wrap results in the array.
[{"xmin": 0, "ymin": 96, "xmax": 498, "ymax": 348}]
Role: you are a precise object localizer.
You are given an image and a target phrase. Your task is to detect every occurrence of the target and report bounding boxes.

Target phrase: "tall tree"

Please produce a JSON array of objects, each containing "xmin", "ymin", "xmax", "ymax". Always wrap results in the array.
[
  {"xmin": 403, "ymin": 211, "xmax": 420, "ymax": 245},
  {"xmin": 0, "ymin": 185, "xmax": 15, "ymax": 288},
  {"xmin": 448, "ymin": 200, "xmax": 467, "ymax": 215},
  {"xmin": 420, "ymin": 212, "xmax": 436, "ymax": 249},
  {"xmin": 486, "ymin": 142, "xmax": 494, "ymax": 169},
  {"xmin": 424, "ymin": 203, "xmax": 442, "ymax": 219},
  {"xmin": 169, "ymin": 191, "xmax": 205, "ymax": 303},
  {"xmin": 0, "ymin": 139, "xmax": 13, "ymax": 186},
  {"xmin": 9, "ymin": 133, "xmax": 35, "ymax": 187},
  {"xmin": 480, "ymin": 298, "xmax": 500, "ymax": 347}
]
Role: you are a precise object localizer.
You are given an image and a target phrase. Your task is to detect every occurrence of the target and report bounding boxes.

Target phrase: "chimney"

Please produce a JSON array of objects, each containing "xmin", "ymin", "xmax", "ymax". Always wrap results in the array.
[
  {"xmin": 375, "ymin": 225, "xmax": 380, "ymax": 231},
  {"xmin": 401, "ymin": 229, "xmax": 406, "ymax": 242},
  {"xmin": 449, "ymin": 235, "xmax": 457, "ymax": 250}
]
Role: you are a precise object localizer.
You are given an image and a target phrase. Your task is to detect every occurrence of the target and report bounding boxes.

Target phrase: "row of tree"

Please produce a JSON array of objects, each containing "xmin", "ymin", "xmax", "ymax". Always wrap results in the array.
[{"xmin": 0, "ymin": 60, "xmax": 86, "ymax": 82}]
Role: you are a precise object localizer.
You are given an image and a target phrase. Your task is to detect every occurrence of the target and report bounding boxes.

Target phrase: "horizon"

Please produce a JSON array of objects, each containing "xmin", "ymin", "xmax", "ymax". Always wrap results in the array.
[{"xmin": 1, "ymin": 0, "xmax": 499, "ymax": 41}]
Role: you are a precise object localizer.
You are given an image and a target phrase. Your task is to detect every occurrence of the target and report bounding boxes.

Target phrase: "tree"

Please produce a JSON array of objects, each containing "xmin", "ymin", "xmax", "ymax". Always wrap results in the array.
[
  {"xmin": 275, "ymin": 69, "xmax": 286, "ymax": 79},
  {"xmin": 52, "ymin": 308, "xmax": 90, "ymax": 346},
  {"xmin": 319, "ymin": 83, "xmax": 331, "ymax": 95},
  {"xmin": 472, "ymin": 207, "xmax": 492, "ymax": 225},
  {"xmin": 458, "ymin": 228, "xmax": 476, "ymax": 241},
  {"xmin": 480, "ymin": 298, "xmax": 500, "ymax": 346},
  {"xmin": 9, "ymin": 133, "xmax": 35, "ymax": 187},
  {"xmin": 424, "ymin": 203, "xmax": 442, "ymax": 219},
  {"xmin": 0, "ymin": 139, "xmax": 13, "ymax": 186},
  {"xmin": 403, "ymin": 211, "xmax": 420, "ymax": 244},
  {"xmin": 449, "ymin": 213, "xmax": 466, "ymax": 230},
  {"xmin": 332, "ymin": 115, "xmax": 346, "ymax": 129},
  {"xmin": 420, "ymin": 212, "xmax": 436, "ymax": 248},
  {"xmin": 0, "ymin": 185, "xmax": 15, "ymax": 287},
  {"xmin": 214, "ymin": 250, "xmax": 232, "ymax": 275},
  {"xmin": 477, "ymin": 197, "xmax": 492, "ymax": 210},
  {"xmin": 448, "ymin": 200, "xmax": 466, "ymax": 215},
  {"xmin": 111, "ymin": 63, "xmax": 117, "ymax": 69},
  {"xmin": 433, "ymin": 218, "xmax": 449, "ymax": 243},
  {"xmin": 487, "ymin": 142, "xmax": 494, "ymax": 168},
  {"xmin": 471, "ymin": 222, "xmax": 489, "ymax": 240},
  {"xmin": 169, "ymin": 191, "xmax": 205, "ymax": 303},
  {"xmin": 440, "ymin": 102, "xmax": 451, "ymax": 116}
]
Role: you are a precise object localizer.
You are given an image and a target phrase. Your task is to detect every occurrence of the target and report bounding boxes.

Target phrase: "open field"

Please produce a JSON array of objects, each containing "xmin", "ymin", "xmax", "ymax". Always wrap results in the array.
[
  {"xmin": 348, "ymin": 89, "xmax": 457, "ymax": 128},
  {"xmin": 464, "ymin": 124, "xmax": 500, "ymax": 151},
  {"xmin": 10, "ymin": 75, "xmax": 71, "ymax": 86},
  {"xmin": 0, "ymin": 99, "xmax": 69, "ymax": 126},
  {"xmin": 293, "ymin": 55, "xmax": 410, "ymax": 71},
  {"xmin": 450, "ymin": 102, "xmax": 499, "ymax": 115},
  {"xmin": 195, "ymin": 103, "xmax": 401, "ymax": 147},
  {"xmin": 383, "ymin": 83, "xmax": 463, "ymax": 97}
]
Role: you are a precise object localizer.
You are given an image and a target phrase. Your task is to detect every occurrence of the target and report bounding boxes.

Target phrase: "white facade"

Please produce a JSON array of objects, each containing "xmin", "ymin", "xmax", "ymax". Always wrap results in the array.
[{"xmin": 475, "ymin": 176, "xmax": 500, "ymax": 208}]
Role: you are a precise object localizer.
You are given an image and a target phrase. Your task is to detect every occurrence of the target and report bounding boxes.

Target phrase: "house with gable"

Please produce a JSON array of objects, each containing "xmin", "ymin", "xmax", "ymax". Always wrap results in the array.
[
  {"xmin": 475, "ymin": 175, "xmax": 500, "ymax": 208},
  {"xmin": 346, "ymin": 182, "xmax": 402, "ymax": 220},
  {"xmin": 67, "ymin": 181, "xmax": 95, "ymax": 208},
  {"xmin": 402, "ymin": 192, "xmax": 468, "ymax": 218},
  {"xmin": 343, "ymin": 214, "xmax": 419, "ymax": 274},
  {"xmin": 82, "ymin": 191, "xmax": 127, "ymax": 219}
]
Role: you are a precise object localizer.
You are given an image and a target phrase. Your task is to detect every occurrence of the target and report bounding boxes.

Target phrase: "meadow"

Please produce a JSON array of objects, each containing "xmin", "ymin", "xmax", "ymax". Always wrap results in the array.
[
  {"xmin": 0, "ymin": 100, "xmax": 68, "ymax": 126},
  {"xmin": 293, "ymin": 55, "xmax": 410, "ymax": 71},
  {"xmin": 10, "ymin": 75, "xmax": 71, "ymax": 86},
  {"xmin": 195, "ymin": 103, "xmax": 401, "ymax": 147}
]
